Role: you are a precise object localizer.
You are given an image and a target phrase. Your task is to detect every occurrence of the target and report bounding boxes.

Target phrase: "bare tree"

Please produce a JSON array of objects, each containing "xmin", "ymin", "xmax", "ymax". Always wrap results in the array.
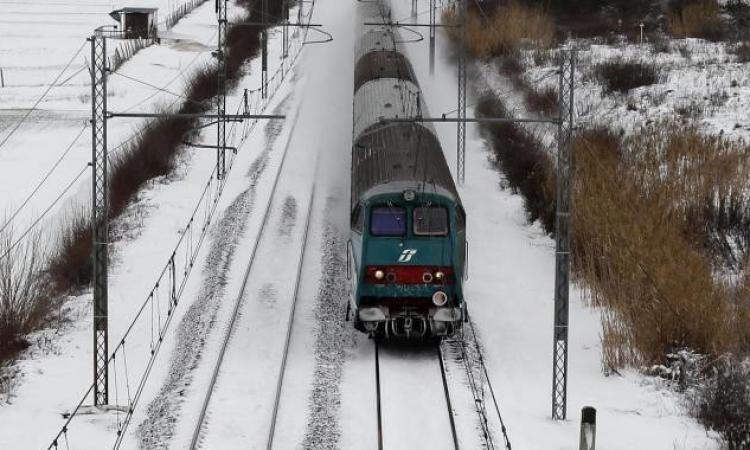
[{"xmin": 0, "ymin": 222, "xmax": 49, "ymax": 358}]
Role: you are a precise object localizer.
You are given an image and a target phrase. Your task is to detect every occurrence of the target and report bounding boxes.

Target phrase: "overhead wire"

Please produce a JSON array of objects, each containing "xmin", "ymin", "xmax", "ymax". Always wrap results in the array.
[
  {"xmin": 0, "ymin": 164, "xmax": 89, "ymax": 262},
  {"xmin": 110, "ymin": 71, "xmax": 209, "ymax": 111},
  {"xmin": 0, "ymin": 40, "xmax": 88, "ymax": 151},
  {"xmin": 0, "ymin": 123, "xmax": 88, "ymax": 237}
]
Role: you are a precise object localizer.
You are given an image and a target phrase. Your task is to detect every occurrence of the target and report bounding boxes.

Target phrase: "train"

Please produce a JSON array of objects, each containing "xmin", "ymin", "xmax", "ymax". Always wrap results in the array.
[{"xmin": 348, "ymin": 2, "xmax": 467, "ymax": 339}]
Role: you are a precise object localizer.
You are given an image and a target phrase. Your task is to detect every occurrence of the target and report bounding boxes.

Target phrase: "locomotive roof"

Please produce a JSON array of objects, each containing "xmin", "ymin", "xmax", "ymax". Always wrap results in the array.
[
  {"xmin": 353, "ymin": 78, "xmax": 427, "ymax": 140},
  {"xmin": 355, "ymin": 28, "xmax": 399, "ymax": 61},
  {"xmin": 354, "ymin": 50, "xmax": 417, "ymax": 92},
  {"xmin": 352, "ymin": 123, "xmax": 461, "ymax": 210}
]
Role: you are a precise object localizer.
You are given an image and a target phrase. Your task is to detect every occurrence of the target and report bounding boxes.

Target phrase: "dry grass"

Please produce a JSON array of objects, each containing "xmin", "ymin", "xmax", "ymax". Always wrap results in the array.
[
  {"xmin": 444, "ymin": 1, "xmax": 555, "ymax": 59},
  {"xmin": 624, "ymin": 122, "xmax": 750, "ymax": 266},
  {"xmin": 573, "ymin": 124, "xmax": 750, "ymax": 368},
  {"xmin": 667, "ymin": 0, "xmax": 726, "ymax": 41}
]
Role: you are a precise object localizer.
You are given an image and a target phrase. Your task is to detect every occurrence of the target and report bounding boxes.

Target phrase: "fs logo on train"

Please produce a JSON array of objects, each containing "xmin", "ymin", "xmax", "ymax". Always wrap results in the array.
[{"xmin": 398, "ymin": 249, "xmax": 417, "ymax": 262}]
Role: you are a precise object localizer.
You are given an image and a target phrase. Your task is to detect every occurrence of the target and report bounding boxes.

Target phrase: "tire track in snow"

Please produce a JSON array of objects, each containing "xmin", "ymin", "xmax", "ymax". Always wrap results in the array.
[
  {"xmin": 300, "ymin": 203, "xmax": 353, "ymax": 450},
  {"xmin": 136, "ymin": 94, "xmax": 291, "ymax": 449}
]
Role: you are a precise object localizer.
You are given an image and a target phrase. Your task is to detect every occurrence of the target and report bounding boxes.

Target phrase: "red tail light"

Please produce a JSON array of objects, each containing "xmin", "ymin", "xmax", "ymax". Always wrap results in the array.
[{"xmin": 365, "ymin": 266, "xmax": 455, "ymax": 285}]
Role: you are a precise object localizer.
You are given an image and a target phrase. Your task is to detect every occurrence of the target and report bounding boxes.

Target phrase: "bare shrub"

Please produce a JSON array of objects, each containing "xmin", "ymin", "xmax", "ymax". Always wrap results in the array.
[
  {"xmin": 524, "ymin": 85, "xmax": 558, "ymax": 117},
  {"xmin": 675, "ymin": 101, "xmax": 702, "ymax": 119},
  {"xmin": 667, "ymin": 0, "xmax": 726, "ymax": 41},
  {"xmin": 183, "ymin": 66, "xmax": 218, "ymax": 110},
  {"xmin": 110, "ymin": 114, "xmax": 195, "ymax": 217},
  {"xmin": 443, "ymin": 1, "xmax": 555, "ymax": 59},
  {"xmin": 475, "ymin": 94, "xmax": 556, "ymax": 232},
  {"xmin": 226, "ymin": 21, "xmax": 262, "ymax": 79},
  {"xmin": 595, "ymin": 58, "xmax": 660, "ymax": 94},
  {"xmin": 733, "ymin": 41, "xmax": 750, "ymax": 62},
  {"xmin": 0, "ymin": 226, "xmax": 50, "ymax": 362},
  {"xmin": 696, "ymin": 356, "xmax": 750, "ymax": 448},
  {"xmin": 47, "ymin": 211, "xmax": 92, "ymax": 294}
]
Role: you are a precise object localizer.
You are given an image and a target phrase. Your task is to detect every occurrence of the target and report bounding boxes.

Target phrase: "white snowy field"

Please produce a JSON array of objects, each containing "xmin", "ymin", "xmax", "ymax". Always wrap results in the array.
[
  {"xmin": 0, "ymin": 0, "xmax": 240, "ymax": 239},
  {"xmin": 0, "ymin": 0, "xmax": 724, "ymax": 449},
  {"xmin": 0, "ymin": 0, "xmax": 300, "ymax": 448}
]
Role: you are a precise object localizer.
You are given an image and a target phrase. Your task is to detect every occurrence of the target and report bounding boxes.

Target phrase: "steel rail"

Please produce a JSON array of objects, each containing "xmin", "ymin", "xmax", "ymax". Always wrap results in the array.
[
  {"xmin": 437, "ymin": 342, "xmax": 461, "ymax": 450},
  {"xmin": 465, "ymin": 308, "xmax": 512, "ymax": 450},
  {"xmin": 374, "ymin": 341, "xmax": 384, "ymax": 450},
  {"xmin": 189, "ymin": 104, "xmax": 302, "ymax": 450},
  {"xmin": 266, "ymin": 177, "xmax": 317, "ymax": 450},
  {"xmin": 374, "ymin": 341, "xmax": 461, "ymax": 450}
]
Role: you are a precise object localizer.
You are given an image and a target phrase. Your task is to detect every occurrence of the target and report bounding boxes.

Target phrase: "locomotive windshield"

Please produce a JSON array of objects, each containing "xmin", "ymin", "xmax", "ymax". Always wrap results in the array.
[
  {"xmin": 370, "ymin": 206, "xmax": 406, "ymax": 236},
  {"xmin": 413, "ymin": 206, "xmax": 448, "ymax": 236}
]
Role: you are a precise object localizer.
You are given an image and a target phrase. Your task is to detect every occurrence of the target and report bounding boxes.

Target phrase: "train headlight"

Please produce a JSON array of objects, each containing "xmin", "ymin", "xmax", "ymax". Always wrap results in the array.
[
  {"xmin": 434, "ymin": 271, "xmax": 445, "ymax": 282},
  {"xmin": 422, "ymin": 272, "xmax": 434, "ymax": 283},
  {"xmin": 432, "ymin": 290, "xmax": 448, "ymax": 306},
  {"xmin": 374, "ymin": 270, "xmax": 385, "ymax": 280},
  {"xmin": 403, "ymin": 190, "xmax": 416, "ymax": 201}
]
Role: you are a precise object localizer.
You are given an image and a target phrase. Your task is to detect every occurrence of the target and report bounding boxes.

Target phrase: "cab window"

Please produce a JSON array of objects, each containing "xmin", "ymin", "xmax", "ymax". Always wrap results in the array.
[
  {"xmin": 370, "ymin": 206, "xmax": 406, "ymax": 236},
  {"xmin": 413, "ymin": 206, "xmax": 448, "ymax": 236}
]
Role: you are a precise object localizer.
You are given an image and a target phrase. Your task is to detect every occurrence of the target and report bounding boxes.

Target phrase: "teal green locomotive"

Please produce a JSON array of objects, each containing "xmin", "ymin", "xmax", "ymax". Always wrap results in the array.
[{"xmin": 348, "ymin": 21, "xmax": 466, "ymax": 338}]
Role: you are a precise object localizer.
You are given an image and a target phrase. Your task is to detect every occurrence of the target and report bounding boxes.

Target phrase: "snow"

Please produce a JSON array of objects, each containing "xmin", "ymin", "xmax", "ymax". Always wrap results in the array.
[
  {"xmin": 522, "ymin": 38, "xmax": 750, "ymax": 141},
  {"xmin": 0, "ymin": 0, "xmax": 725, "ymax": 448}
]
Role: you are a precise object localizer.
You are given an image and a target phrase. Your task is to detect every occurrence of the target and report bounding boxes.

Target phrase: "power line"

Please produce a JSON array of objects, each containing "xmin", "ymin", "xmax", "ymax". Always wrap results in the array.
[
  {"xmin": 0, "ymin": 123, "xmax": 88, "ymax": 237},
  {"xmin": 119, "ymin": 30, "xmax": 217, "ymax": 113},
  {"xmin": 111, "ymin": 71, "xmax": 208, "ymax": 110},
  {"xmin": 0, "ymin": 41, "xmax": 87, "ymax": 151},
  {"xmin": 0, "ymin": 164, "xmax": 89, "ymax": 262}
]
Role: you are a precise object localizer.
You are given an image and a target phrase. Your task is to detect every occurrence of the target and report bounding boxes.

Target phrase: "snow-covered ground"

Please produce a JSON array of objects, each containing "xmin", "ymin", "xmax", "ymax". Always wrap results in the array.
[
  {"xmin": 521, "ymin": 37, "xmax": 750, "ymax": 142},
  {"xmin": 0, "ymin": 0, "xmax": 724, "ymax": 448},
  {"xmin": 0, "ymin": 0, "xmax": 242, "ymax": 244}
]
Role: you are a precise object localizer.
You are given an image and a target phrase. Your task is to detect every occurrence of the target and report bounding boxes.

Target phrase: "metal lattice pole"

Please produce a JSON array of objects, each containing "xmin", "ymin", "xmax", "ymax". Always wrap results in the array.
[
  {"xmin": 429, "ymin": 0, "xmax": 436, "ymax": 75},
  {"xmin": 456, "ymin": 0, "xmax": 467, "ymax": 185},
  {"xmin": 261, "ymin": 0, "xmax": 269, "ymax": 99},
  {"xmin": 282, "ymin": 0, "xmax": 289, "ymax": 59},
  {"xmin": 90, "ymin": 30, "xmax": 109, "ymax": 406},
  {"xmin": 217, "ymin": 0, "xmax": 227, "ymax": 180},
  {"xmin": 552, "ymin": 49, "xmax": 575, "ymax": 421}
]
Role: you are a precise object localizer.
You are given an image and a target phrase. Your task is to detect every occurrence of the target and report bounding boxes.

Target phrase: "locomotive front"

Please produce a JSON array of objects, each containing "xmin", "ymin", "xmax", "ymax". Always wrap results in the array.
[{"xmin": 349, "ymin": 22, "xmax": 466, "ymax": 339}]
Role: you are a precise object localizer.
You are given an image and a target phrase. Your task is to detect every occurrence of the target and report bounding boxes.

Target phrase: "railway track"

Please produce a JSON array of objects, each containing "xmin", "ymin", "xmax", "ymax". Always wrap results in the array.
[
  {"xmin": 441, "ymin": 310, "xmax": 513, "ymax": 450},
  {"xmin": 371, "ymin": 312, "xmax": 513, "ymax": 450},
  {"xmin": 188, "ymin": 112, "xmax": 317, "ymax": 449},
  {"xmin": 374, "ymin": 340, "xmax": 460, "ymax": 450}
]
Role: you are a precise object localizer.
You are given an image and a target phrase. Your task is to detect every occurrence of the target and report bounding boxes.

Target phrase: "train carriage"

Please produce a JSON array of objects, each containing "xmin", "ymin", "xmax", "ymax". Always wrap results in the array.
[{"xmin": 349, "ymin": 19, "xmax": 466, "ymax": 338}]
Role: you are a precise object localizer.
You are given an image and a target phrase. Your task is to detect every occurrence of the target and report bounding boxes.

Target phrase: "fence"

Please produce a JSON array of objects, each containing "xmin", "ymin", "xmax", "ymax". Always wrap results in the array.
[
  {"xmin": 47, "ymin": 3, "xmax": 314, "ymax": 448},
  {"xmin": 109, "ymin": 38, "xmax": 155, "ymax": 73},
  {"xmin": 160, "ymin": 0, "xmax": 210, "ymax": 31}
]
